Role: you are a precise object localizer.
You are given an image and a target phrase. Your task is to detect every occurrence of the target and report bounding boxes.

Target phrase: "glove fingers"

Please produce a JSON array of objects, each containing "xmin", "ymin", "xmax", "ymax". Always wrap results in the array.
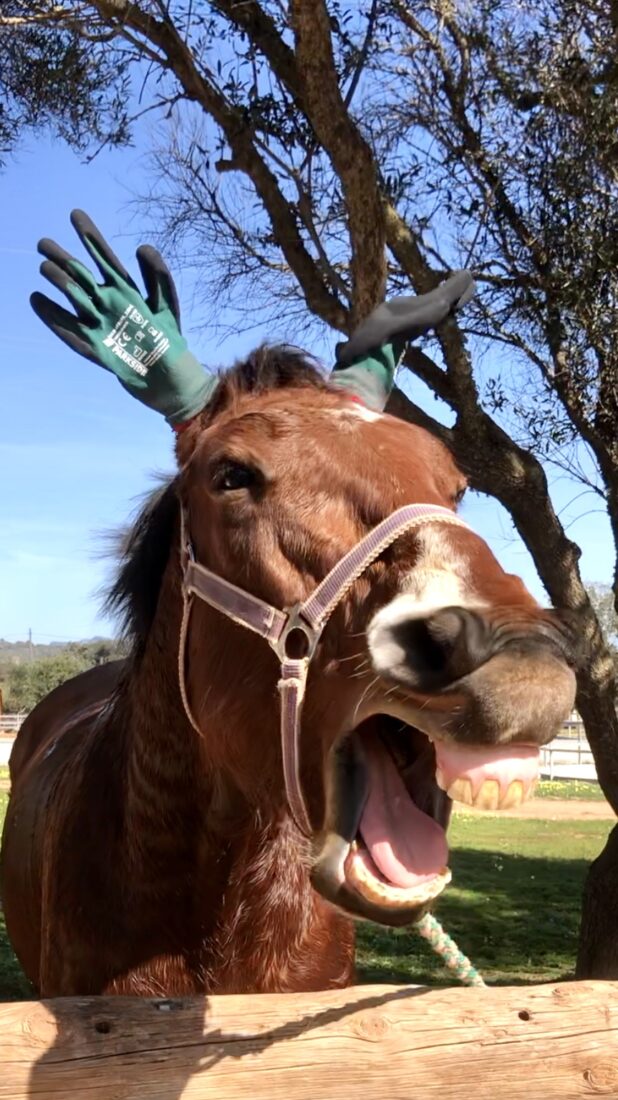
[
  {"xmin": 70, "ymin": 209, "xmax": 138, "ymax": 290},
  {"xmin": 409, "ymin": 270, "xmax": 476, "ymax": 322},
  {"xmin": 39, "ymin": 260, "xmax": 100, "ymax": 325},
  {"xmin": 337, "ymin": 271, "xmax": 476, "ymax": 366},
  {"xmin": 30, "ymin": 292, "xmax": 98, "ymax": 364},
  {"xmin": 37, "ymin": 238, "xmax": 100, "ymax": 299},
  {"xmin": 453, "ymin": 278, "xmax": 476, "ymax": 310},
  {"xmin": 136, "ymin": 245, "xmax": 181, "ymax": 327}
]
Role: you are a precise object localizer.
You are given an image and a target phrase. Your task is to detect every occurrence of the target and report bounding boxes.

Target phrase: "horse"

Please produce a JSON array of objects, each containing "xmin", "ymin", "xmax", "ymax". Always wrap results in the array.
[{"xmin": 0, "ymin": 345, "xmax": 576, "ymax": 997}]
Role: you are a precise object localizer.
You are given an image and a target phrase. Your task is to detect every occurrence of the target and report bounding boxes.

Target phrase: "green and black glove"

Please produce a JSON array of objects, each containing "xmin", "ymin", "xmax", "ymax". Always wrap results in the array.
[
  {"xmin": 332, "ymin": 270, "xmax": 476, "ymax": 410},
  {"xmin": 30, "ymin": 210, "xmax": 215, "ymax": 425}
]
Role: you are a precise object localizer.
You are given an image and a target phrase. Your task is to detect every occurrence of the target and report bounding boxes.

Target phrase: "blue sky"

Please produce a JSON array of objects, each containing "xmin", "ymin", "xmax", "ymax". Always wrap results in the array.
[{"xmin": 0, "ymin": 131, "xmax": 613, "ymax": 643}]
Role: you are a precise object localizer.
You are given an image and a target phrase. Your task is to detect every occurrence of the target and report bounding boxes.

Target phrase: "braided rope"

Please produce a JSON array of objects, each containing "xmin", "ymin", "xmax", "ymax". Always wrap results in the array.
[{"xmin": 414, "ymin": 913, "xmax": 486, "ymax": 988}]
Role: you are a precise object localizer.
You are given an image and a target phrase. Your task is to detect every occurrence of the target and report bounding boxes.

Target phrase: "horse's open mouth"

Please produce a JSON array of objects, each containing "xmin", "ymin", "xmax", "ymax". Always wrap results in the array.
[{"xmin": 311, "ymin": 716, "xmax": 540, "ymax": 926}]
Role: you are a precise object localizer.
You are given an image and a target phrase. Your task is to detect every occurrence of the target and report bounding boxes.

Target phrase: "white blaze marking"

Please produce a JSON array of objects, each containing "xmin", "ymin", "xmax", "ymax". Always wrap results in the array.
[
  {"xmin": 330, "ymin": 405, "xmax": 383, "ymax": 423},
  {"xmin": 367, "ymin": 525, "xmax": 486, "ymax": 673}
]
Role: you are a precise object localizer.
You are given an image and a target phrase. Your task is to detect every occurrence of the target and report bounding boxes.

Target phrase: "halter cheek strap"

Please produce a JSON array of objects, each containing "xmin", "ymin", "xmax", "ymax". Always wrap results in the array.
[{"xmin": 178, "ymin": 503, "xmax": 470, "ymax": 836}]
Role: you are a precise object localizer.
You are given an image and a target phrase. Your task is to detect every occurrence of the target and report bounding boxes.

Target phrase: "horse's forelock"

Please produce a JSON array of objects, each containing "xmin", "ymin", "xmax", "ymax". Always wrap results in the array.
[{"xmin": 203, "ymin": 344, "xmax": 330, "ymax": 422}]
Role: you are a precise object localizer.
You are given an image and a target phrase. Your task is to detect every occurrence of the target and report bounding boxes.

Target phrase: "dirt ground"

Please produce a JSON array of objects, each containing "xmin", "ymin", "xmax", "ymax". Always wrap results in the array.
[{"xmin": 455, "ymin": 798, "xmax": 616, "ymax": 820}]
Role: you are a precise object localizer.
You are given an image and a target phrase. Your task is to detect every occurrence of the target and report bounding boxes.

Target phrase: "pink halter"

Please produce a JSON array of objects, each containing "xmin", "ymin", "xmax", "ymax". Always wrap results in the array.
[{"xmin": 178, "ymin": 503, "xmax": 469, "ymax": 835}]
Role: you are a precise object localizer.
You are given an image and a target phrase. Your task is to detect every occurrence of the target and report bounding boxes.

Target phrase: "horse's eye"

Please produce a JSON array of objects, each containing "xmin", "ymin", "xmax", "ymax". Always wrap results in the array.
[
  {"xmin": 454, "ymin": 487, "xmax": 466, "ymax": 506},
  {"xmin": 212, "ymin": 461, "xmax": 260, "ymax": 493}
]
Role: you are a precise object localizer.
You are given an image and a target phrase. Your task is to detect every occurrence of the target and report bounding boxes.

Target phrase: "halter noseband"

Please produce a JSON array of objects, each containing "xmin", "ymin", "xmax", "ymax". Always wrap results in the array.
[{"xmin": 178, "ymin": 503, "xmax": 469, "ymax": 836}]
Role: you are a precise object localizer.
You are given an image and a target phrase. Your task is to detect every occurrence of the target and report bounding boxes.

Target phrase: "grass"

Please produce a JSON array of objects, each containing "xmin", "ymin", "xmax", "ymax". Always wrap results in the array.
[
  {"xmin": 535, "ymin": 778, "xmax": 606, "ymax": 800},
  {"xmin": 0, "ymin": 786, "xmax": 613, "ymax": 1000},
  {"xmin": 357, "ymin": 814, "xmax": 612, "ymax": 986}
]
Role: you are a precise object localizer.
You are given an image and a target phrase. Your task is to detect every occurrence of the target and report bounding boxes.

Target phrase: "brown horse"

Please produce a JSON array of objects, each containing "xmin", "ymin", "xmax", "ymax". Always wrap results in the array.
[{"xmin": 1, "ymin": 346, "xmax": 576, "ymax": 998}]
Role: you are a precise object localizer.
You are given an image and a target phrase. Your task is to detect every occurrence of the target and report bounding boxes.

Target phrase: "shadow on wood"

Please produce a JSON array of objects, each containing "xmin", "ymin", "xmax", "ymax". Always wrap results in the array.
[{"xmin": 2, "ymin": 982, "xmax": 618, "ymax": 1099}]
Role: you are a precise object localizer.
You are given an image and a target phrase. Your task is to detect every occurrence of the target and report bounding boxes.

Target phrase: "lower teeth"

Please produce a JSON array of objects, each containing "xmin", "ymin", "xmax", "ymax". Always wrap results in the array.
[{"xmin": 347, "ymin": 843, "xmax": 451, "ymax": 906}]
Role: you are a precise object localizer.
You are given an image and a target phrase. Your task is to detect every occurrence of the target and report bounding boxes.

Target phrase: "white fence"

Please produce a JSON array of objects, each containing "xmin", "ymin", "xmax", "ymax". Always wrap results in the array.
[
  {"xmin": 0, "ymin": 714, "xmax": 25, "ymax": 733},
  {"xmin": 540, "ymin": 739, "xmax": 597, "ymax": 781},
  {"xmin": 537, "ymin": 711, "xmax": 598, "ymax": 780}
]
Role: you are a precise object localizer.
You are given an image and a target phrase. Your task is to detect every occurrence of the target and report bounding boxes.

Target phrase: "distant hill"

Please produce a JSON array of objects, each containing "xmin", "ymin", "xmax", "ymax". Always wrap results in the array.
[{"xmin": 0, "ymin": 638, "xmax": 113, "ymax": 665}]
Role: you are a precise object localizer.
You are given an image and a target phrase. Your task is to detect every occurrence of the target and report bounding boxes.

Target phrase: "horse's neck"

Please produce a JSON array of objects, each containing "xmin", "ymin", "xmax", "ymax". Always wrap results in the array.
[{"xmin": 118, "ymin": 560, "xmax": 206, "ymax": 879}]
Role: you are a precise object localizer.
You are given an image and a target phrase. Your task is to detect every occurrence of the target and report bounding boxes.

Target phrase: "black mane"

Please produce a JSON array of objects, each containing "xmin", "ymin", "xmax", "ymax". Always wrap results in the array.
[{"xmin": 105, "ymin": 345, "xmax": 329, "ymax": 649}]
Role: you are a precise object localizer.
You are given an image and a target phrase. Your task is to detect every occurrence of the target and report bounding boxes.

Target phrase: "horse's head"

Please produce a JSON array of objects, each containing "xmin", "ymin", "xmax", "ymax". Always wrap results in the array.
[{"xmin": 174, "ymin": 346, "xmax": 576, "ymax": 926}]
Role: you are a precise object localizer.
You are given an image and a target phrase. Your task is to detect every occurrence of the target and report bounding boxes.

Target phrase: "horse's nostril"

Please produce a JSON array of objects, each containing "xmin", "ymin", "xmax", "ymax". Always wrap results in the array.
[
  {"xmin": 425, "ymin": 609, "xmax": 468, "ymax": 655},
  {"xmin": 397, "ymin": 619, "xmax": 453, "ymax": 675},
  {"xmin": 392, "ymin": 607, "xmax": 491, "ymax": 688},
  {"xmin": 425, "ymin": 607, "xmax": 492, "ymax": 680}
]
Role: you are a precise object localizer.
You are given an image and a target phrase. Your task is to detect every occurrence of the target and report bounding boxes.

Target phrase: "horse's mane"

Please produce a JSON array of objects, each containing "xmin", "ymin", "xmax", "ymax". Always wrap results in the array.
[{"xmin": 105, "ymin": 345, "xmax": 329, "ymax": 650}]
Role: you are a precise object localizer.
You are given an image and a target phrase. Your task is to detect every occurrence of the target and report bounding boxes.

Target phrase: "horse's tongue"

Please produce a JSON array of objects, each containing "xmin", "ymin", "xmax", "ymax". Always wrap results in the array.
[{"xmin": 359, "ymin": 742, "xmax": 448, "ymax": 888}]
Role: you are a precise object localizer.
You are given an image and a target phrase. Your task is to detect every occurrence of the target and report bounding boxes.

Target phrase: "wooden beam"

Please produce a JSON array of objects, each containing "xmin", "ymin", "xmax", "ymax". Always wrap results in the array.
[{"xmin": 2, "ymin": 981, "xmax": 618, "ymax": 1099}]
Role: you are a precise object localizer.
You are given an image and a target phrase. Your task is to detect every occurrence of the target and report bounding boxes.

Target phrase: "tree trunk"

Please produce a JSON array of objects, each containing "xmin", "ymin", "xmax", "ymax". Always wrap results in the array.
[{"xmin": 577, "ymin": 823, "xmax": 618, "ymax": 978}]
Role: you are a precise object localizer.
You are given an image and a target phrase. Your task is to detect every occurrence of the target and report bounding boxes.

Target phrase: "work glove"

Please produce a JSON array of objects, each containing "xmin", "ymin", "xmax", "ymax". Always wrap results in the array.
[
  {"xmin": 332, "ymin": 270, "xmax": 476, "ymax": 410},
  {"xmin": 30, "ymin": 209, "xmax": 214, "ymax": 425}
]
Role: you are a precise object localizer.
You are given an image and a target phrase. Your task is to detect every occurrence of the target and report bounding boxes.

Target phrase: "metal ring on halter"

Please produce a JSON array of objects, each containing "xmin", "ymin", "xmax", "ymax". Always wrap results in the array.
[{"xmin": 273, "ymin": 604, "xmax": 323, "ymax": 663}]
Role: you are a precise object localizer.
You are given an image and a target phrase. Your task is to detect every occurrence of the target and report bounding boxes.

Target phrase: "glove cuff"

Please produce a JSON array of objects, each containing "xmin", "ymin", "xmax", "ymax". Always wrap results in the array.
[
  {"xmin": 162, "ymin": 352, "xmax": 218, "ymax": 425},
  {"xmin": 331, "ymin": 341, "xmax": 404, "ymax": 411}
]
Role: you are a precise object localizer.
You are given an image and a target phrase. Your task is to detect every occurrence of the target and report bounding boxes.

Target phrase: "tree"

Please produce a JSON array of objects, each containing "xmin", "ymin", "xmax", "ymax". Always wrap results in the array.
[
  {"xmin": 587, "ymin": 584, "xmax": 618, "ymax": 647},
  {"xmin": 6, "ymin": 652, "xmax": 94, "ymax": 712},
  {"xmin": 3, "ymin": 0, "xmax": 618, "ymax": 975},
  {"xmin": 0, "ymin": 3, "xmax": 129, "ymax": 166},
  {"xmin": 4, "ymin": 642, "xmax": 125, "ymax": 712}
]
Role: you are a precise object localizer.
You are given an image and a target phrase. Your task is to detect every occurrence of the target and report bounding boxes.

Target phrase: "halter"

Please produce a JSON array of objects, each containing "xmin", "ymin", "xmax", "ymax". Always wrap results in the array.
[{"xmin": 178, "ymin": 503, "xmax": 469, "ymax": 836}]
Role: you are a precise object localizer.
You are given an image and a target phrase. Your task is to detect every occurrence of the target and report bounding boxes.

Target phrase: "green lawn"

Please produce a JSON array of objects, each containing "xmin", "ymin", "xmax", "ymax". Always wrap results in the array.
[
  {"xmin": 357, "ymin": 813, "xmax": 612, "ymax": 986},
  {"xmin": 0, "ymin": 788, "xmax": 613, "ymax": 1000},
  {"xmin": 535, "ymin": 778, "xmax": 607, "ymax": 800}
]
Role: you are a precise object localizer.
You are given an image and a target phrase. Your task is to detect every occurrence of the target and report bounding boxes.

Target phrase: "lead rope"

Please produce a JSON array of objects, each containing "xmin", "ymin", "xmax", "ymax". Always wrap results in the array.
[{"xmin": 414, "ymin": 913, "xmax": 486, "ymax": 987}]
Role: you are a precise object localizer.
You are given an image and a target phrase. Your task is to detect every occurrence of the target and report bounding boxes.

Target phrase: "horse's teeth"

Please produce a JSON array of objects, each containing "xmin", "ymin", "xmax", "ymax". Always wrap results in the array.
[
  {"xmin": 446, "ymin": 773, "xmax": 538, "ymax": 810},
  {"xmin": 447, "ymin": 777, "xmax": 474, "ymax": 805},
  {"xmin": 473, "ymin": 778, "xmax": 500, "ymax": 811},
  {"xmin": 501, "ymin": 779, "xmax": 524, "ymax": 808}
]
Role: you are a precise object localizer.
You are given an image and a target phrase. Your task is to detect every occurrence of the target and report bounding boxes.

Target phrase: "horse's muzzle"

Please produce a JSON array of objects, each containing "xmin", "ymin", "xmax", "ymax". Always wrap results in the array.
[{"xmin": 367, "ymin": 604, "xmax": 577, "ymax": 747}]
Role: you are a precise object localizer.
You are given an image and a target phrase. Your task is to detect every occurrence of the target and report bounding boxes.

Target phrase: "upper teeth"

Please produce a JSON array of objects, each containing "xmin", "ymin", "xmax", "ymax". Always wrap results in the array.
[{"xmin": 436, "ymin": 770, "xmax": 535, "ymax": 810}]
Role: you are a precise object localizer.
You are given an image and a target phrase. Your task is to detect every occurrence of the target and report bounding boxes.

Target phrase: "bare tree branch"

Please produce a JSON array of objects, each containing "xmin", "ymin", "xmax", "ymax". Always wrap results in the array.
[
  {"xmin": 290, "ymin": 0, "xmax": 387, "ymax": 321},
  {"xmin": 93, "ymin": 0, "xmax": 347, "ymax": 328}
]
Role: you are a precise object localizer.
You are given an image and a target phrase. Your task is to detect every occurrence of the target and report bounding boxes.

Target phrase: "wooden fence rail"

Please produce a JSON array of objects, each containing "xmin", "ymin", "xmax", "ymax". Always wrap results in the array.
[{"xmin": 2, "ymin": 981, "xmax": 618, "ymax": 1099}]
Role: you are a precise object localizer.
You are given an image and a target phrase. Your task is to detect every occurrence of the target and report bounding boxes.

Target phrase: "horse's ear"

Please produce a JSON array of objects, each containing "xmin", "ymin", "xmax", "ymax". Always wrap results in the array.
[{"xmin": 330, "ymin": 271, "xmax": 476, "ymax": 411}]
